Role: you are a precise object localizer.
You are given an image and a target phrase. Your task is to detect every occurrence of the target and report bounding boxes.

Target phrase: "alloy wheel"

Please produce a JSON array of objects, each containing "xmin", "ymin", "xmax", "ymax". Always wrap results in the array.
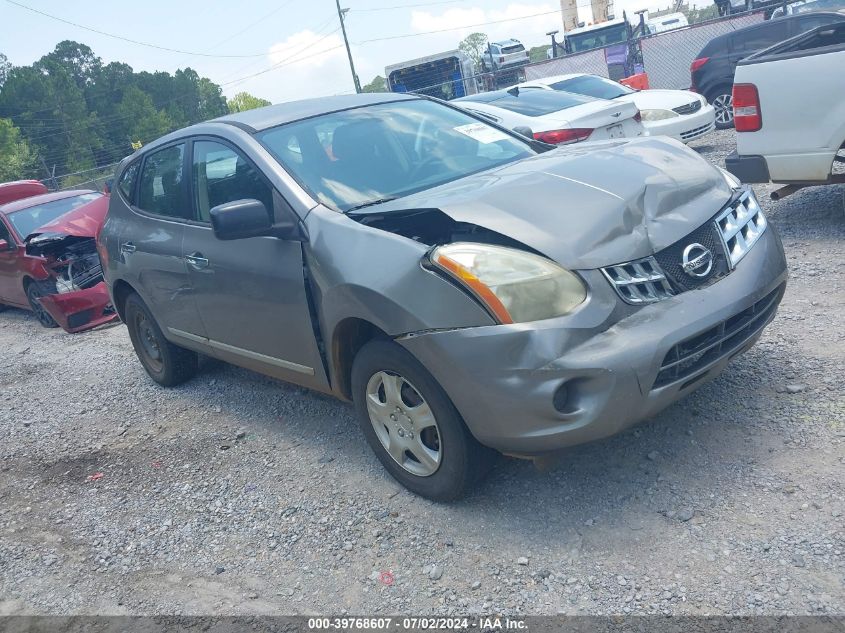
[
  {"xmin": 365, "ymin": 371, "xmax": 442, "ymax": 477},
  {"xmin": 713, "ymin": 93, "xmax": 734, "ymax": 126}
]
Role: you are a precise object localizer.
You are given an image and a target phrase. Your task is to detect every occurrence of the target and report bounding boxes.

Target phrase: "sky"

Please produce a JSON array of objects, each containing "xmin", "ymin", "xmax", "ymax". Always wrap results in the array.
[{"xmin": 0, "ymin": 0, "xmax": 713, "ymax": 104}]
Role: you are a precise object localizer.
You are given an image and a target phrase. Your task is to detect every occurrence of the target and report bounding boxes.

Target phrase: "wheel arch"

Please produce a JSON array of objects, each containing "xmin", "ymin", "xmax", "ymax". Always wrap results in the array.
[
  {"xmin": 331, "ymin": 316, "xmax": 390, "ymax": 400},
  {"xmin": 111, "ymin": 278, "xmax": 138, "ymax": 322}
]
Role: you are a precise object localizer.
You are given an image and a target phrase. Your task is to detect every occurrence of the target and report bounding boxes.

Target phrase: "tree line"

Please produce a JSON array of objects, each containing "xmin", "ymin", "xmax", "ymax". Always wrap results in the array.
[{"xmin": 0, "ymin": 42, "xmax": 270, "ymax": 187}]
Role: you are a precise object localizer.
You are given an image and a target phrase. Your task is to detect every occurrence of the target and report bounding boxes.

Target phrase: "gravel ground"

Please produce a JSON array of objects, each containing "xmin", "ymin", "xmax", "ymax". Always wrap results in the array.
[{"xmin": 0, "ymin": 129, "xmax": 843, "ymax": 616}]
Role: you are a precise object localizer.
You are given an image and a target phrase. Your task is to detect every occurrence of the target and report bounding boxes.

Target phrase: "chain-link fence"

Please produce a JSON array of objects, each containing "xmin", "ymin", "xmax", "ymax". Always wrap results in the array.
[
  {"xmin": 390, "ymin": 10, "xmax": 768, "ymax": 100},
  {"xmin": 524, "ymin": 10, "xmax": 765, "ymax": 89}
]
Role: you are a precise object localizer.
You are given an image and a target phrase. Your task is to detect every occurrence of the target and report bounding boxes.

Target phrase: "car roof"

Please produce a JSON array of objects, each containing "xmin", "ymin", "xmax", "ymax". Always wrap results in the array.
[
  {"xmin": 0, "ymin": 189, "xmax": 98, "ymax": 215},
  {"xmin": 213, "ymin": 93, "xmax": 417, "ymax": 132},
  {"xmin": 127, "ymin": 93, "xmax": 420, "ymax": 159},
  {"xmin": 707, "ymin": 9, "xmax": 845, "ymax": 44},
  {"xmin": 523, "ymin": 73, "xmax": 585, "ymax": 85},
  {"xmin": 565, "ymin": 17, "xmax": 628, "ymax": 36}
]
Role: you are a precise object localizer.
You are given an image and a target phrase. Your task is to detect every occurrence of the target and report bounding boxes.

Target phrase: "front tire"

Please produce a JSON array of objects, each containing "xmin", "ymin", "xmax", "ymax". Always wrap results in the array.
[
  {"xmin": 351, "ymin": 339, "xmax": 495, "ymax": 501},
  {"xmin": 709, "ymin": 86, "xmax": 734, "ymax": 129},
  {"xmin": 26, "ymin": 281, "xmax": 59, "ymax": 328},
  {"xmin": 124, "ymin": 292, "xmax": 197, "ymax": 387}
]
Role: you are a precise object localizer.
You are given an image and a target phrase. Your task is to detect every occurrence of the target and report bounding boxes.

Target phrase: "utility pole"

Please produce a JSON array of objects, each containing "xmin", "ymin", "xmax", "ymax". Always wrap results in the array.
[{"xmin": 336, "ymin": 0, "xmax": 361, "ymax": 93}]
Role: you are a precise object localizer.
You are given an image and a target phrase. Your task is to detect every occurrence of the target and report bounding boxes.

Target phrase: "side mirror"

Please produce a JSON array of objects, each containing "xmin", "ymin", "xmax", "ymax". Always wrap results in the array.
[
  {"xmin": 513, "ymin": 126, "xmax": 534, "ymax": 139},
  {"xmin": 210, "ymin": 199, "xmax": 273, "ymax": 241},
  {"xmin": 0, "ymin": 239, "xmax": 10, "ymax": 251}
]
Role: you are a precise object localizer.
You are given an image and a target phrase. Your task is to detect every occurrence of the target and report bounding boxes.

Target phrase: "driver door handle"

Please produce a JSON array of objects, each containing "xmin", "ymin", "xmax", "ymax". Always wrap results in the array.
[
  {"xmin": 120, "ymin": 241, "xmax": 136, "ymax": 254},
  {"xmin": 185, "ymin": 252, "xmax": 209, "ymax": 270}
]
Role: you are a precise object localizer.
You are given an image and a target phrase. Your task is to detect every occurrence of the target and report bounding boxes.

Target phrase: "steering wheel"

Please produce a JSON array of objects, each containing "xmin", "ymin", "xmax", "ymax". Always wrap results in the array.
[{"xmin": 409, "ymin": 156, "xmax": 448, "ymax": 181}]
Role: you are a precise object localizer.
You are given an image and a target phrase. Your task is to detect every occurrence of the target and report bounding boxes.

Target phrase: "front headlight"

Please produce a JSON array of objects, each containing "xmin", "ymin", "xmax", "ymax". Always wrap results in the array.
[
  {"xmin": 429, "ymin": 242, "xmax": 587, "ymax": 324},
  {"xmin": 639, "ymin": 109, "xmax": 679, "ymax": 121}
]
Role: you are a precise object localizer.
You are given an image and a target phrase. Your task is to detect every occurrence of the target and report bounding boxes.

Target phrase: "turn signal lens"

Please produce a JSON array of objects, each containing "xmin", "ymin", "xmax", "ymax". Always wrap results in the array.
[{"xmin": 430, "ymin": 243, "xmax": 587, "ymax": 324}]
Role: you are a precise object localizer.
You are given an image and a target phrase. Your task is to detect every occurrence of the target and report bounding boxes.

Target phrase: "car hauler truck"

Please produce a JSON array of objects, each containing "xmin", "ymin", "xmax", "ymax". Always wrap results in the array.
[{"xmin": 385, "ymin": 50, "xmax": 479, "ymax": 100}]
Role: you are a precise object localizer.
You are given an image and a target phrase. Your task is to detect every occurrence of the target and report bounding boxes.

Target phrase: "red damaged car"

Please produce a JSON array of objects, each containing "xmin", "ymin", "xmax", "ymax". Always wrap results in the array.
[{"xmin": 0, "ymin": 187, "xmax": 118, "ymax": 332}]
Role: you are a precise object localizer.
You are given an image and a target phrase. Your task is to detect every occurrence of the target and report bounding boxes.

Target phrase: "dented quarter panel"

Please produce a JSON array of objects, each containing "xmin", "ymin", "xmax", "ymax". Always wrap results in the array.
[
  {"xmin": 371, "ymin": 136, "xmax": 732, "ymax": 269},
  {"xmin": 304, "ymin": 205, "xmax": 495, "ymax": 342}
]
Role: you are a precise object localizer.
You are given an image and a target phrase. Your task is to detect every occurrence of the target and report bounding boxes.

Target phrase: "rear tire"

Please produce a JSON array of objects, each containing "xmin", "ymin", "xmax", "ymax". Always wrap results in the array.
[
  {"xmin": 351, "ymin": 339, "xmax": 496, "ymax": 501},
  {"xmin": 26, "ymin": 281, "xmax": 59, "ymax": 328},
  {"xmin": 125, "ymin": 292, "xmax": 197, "ymax": 387},
  {"xmin": 709, "ymin": 86, "xmax": 734, "ymax": 129}
]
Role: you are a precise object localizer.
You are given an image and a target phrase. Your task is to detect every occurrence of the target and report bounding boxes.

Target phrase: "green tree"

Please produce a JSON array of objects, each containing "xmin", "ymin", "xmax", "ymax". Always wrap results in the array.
[
  {"xmin": 459, "ymin": 32, "xmax": 488, "ymax": 70},
  {"xmin": 0, "ymin": 118, "xmax": 36, "ymax": 181},
  {"xmin": 0, "ymin": 53, "xmax": 10, "ymax": 87},
  {"xmin": 361, "ymin": 76, "xmax": 386, "ymax": 93},
  {"xmin": 227, "ymin": 91, "xmax": 271, "ymax": 113},
  {"xmin": 114, "ymin": 86, "xmax": 173, "ymax": 150}
]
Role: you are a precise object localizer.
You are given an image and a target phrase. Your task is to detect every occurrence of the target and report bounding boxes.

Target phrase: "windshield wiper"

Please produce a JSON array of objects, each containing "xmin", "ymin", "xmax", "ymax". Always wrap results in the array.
[{"xmin": 346, "ymin": 197, "xmax": 399, "ymax": 212}]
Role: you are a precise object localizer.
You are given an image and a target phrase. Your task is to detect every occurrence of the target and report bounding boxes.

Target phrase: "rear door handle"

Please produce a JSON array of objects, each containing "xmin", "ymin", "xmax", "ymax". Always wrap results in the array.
[
  {"xmin": 185, "ymin": 252, "xmax": 209, "ymax": 270},
  {"xmin": 120, "ymin": 241, "xmax": 136, "ymax": 254}
]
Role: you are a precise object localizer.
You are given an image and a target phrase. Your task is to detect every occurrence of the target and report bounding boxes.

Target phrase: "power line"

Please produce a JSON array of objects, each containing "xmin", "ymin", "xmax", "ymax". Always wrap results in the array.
[
  {"xmin": 354, "ymin": 0, "xmax": 469, "ymax": 12},
  {"xmin": 3, "ymin": 0, "xmax": 276, "ymax": 58},
  {"xmin": 355, "ymin": 9, "xmax": 562, "ymax": 43}
]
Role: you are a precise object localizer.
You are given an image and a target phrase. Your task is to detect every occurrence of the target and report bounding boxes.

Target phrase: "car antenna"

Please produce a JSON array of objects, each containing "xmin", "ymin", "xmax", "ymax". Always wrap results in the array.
[{"xmin": 507, "ymin": 86, "xmax": 519, "ymax": 97}]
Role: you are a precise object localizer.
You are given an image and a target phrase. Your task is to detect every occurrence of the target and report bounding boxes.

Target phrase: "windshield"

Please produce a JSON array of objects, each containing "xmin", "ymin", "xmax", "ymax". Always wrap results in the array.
[
  {"xmin": 550, "ymin": 75, "xmax": 633, "ymax": 99},
  {"xmin": 567, "ymin": 23, "xmax": 628, "ymax": 52},
  {"xmin": 257, "ymin": 99, "xmax": 535, "ymax": 212},
  {"xmin": 7, "ymin": 193, "xmax": 102, "ymax": 238}
]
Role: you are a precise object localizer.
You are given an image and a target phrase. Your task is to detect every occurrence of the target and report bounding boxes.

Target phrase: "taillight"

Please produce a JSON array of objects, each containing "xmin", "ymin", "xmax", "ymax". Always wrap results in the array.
[
  {"xmin": 689, "ymin": 57, "xmax": 709, "ymax": 92},
  {"xmin": 690, "ymin": 57, "xmax": 709, "ymax": 73},
  {"xmin": 733, "ymin": 83, "xmax": 762, "ymax": 132},
  {"xmin": 633, "ymin": 110, "xmax": 642, "ymax": 122},
  {"xmin": 533, "ymin": 128, "xmax": 593, "ymax": 144}
]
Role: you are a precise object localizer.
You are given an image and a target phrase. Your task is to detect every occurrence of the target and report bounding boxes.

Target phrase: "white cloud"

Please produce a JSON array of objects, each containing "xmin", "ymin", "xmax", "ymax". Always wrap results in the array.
[
  {"xmin": 224, "ymin": 29, "xmax": 363, "ymax": 102},
  {"xmin": 409, "ymin": 3, "xmax": 563, "ymax": 48}
]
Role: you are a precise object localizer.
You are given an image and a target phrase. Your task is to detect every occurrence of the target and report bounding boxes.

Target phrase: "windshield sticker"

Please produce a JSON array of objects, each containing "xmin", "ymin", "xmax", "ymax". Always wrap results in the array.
[{"xmin": 453, "ymin": 123, "xmax": 510, "ymax": 144}]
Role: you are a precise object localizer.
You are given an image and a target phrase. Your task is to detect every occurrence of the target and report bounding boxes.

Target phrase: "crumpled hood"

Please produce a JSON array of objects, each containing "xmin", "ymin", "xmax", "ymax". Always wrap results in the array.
[
  {"xmin": 29, "ymin": 194, "xmax": 109, "ymax": 240},
  {"xmin": 378, "ymin": 136, "xmax": 732, "ymax": 269}
]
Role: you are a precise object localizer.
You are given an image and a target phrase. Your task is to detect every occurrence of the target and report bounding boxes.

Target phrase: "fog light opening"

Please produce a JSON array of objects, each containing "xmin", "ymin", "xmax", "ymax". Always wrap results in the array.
[{"xmin": 553, "ymin": 381, "xmax": 576, "ymax": 414}]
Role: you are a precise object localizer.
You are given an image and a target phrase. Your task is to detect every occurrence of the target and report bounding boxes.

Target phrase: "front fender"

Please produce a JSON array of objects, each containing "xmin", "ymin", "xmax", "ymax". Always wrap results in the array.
[{"xmin": 304, "ymin": 206, "xmax": 494, "ymax": 338}]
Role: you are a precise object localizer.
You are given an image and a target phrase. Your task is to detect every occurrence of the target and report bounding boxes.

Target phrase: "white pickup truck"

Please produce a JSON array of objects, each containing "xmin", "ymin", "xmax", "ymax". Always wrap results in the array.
[{"xmin": 725, "ymin": 18, "xmax": 845, "ymax": 197}]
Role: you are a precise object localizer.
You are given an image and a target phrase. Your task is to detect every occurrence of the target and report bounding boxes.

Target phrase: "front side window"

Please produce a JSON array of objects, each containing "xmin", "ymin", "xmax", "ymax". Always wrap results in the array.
[
  {"xmin": 0, "ymin": 218, "xmax": 12, "ymax": 245},
  {"xmin": 7, "ymin": 193, "xmax": 102, "ymax": 238},
  {"xmin": 118, "ymin": 161, "xmax": 139, "ymax": 203},
  {"xmin": 551, "ymin": 75, "xmax": 633, "ymax": 99},
  {"xmin": 192, "ymin": 140, "xmax": 274, "ymax": 222},
  {"xmin": 137, "ymin": 144, "xmax": 186, "ymax": 218},
  {"xmin": 257, "ymin": 99, "xmax": 534, "ymax": 212}
]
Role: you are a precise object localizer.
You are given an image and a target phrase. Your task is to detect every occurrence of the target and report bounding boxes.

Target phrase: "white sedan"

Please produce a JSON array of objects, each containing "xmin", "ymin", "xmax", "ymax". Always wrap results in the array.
[
  {"xmin": 454, "ymin": 87, "xmax": 644, "ymax": 146},
  {"xmin": 517, "ymin": 74, "xmax": 716, "ymax": 144}
]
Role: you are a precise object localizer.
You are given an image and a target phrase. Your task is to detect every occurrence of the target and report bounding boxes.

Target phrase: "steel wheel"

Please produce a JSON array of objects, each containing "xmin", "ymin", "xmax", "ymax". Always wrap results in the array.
[
  {"xmin": 26, "ymin": 283, "xmax": 58, "ymax": 328},
  {"xmin": 134, "ymin": 310, "xmax": 164, "ymax": 372},
  {"xmin": 365, "ymin": 370, "xmax": 442, "ymax": 477},
  {"xmin": 712, "ymin": 92, "xmax": 734, "ymax": 128}
]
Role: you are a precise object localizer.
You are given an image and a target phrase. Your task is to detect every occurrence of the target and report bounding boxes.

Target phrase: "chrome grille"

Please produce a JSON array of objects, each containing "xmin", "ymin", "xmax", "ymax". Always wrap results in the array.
[
  {"xmin": 653, "ymin": 285, "xmax": 783, "ymax": 389},
  {"xmin": 673, "ymin": 100, "xmax": 702, "ymax": 115},
  {"xmin": 715, "ymin": 189, "xmax": 767, "ymax": 268},
  {"xmin": 601, "ymin": 257, "xmax": 675, "ymax": 305}
]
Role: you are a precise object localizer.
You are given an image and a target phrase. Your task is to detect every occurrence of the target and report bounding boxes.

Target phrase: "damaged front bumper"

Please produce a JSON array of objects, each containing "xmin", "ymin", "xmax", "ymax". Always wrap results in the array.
[
  {"xmin": 399, "ymin": 225, "xmax": 788, "ymax": 455},
  {"xmin": 38, "ymin": 281, "xmax": 118, "ymax": 333}
]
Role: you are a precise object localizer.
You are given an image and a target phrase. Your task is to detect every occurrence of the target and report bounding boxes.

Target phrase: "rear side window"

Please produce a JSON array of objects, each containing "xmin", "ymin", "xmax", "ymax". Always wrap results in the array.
[
  {"xmin": 191, "ymin": 140, "xmax": 274, "ymax": 223},
  {"xmin": 733, "ymin": 22, "xmax": 789, "ymax": 52},
  {"xmin": 138, "ymin": 144, "xmax": 186, "ymax": 218},
  {"xmin": 118, "ymin": 161, "xmax": 139, "ymax": 203},
  {"xmin": 501, "ymin": 44, "xmax": 525, "ymax": 53}
]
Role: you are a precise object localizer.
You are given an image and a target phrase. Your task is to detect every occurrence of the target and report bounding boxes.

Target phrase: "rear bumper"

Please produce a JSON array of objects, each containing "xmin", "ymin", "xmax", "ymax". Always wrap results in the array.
[
  {"xmin": 726, "ymin": 151, "xmax": 771, "ymax": 183},
  {"xmin": 399, "ymin": 225, "xmax": 787, "ymax": 455},
  {"xmin": 38, "ymin": 281, "xmax": 119, "ymax": 333}
]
